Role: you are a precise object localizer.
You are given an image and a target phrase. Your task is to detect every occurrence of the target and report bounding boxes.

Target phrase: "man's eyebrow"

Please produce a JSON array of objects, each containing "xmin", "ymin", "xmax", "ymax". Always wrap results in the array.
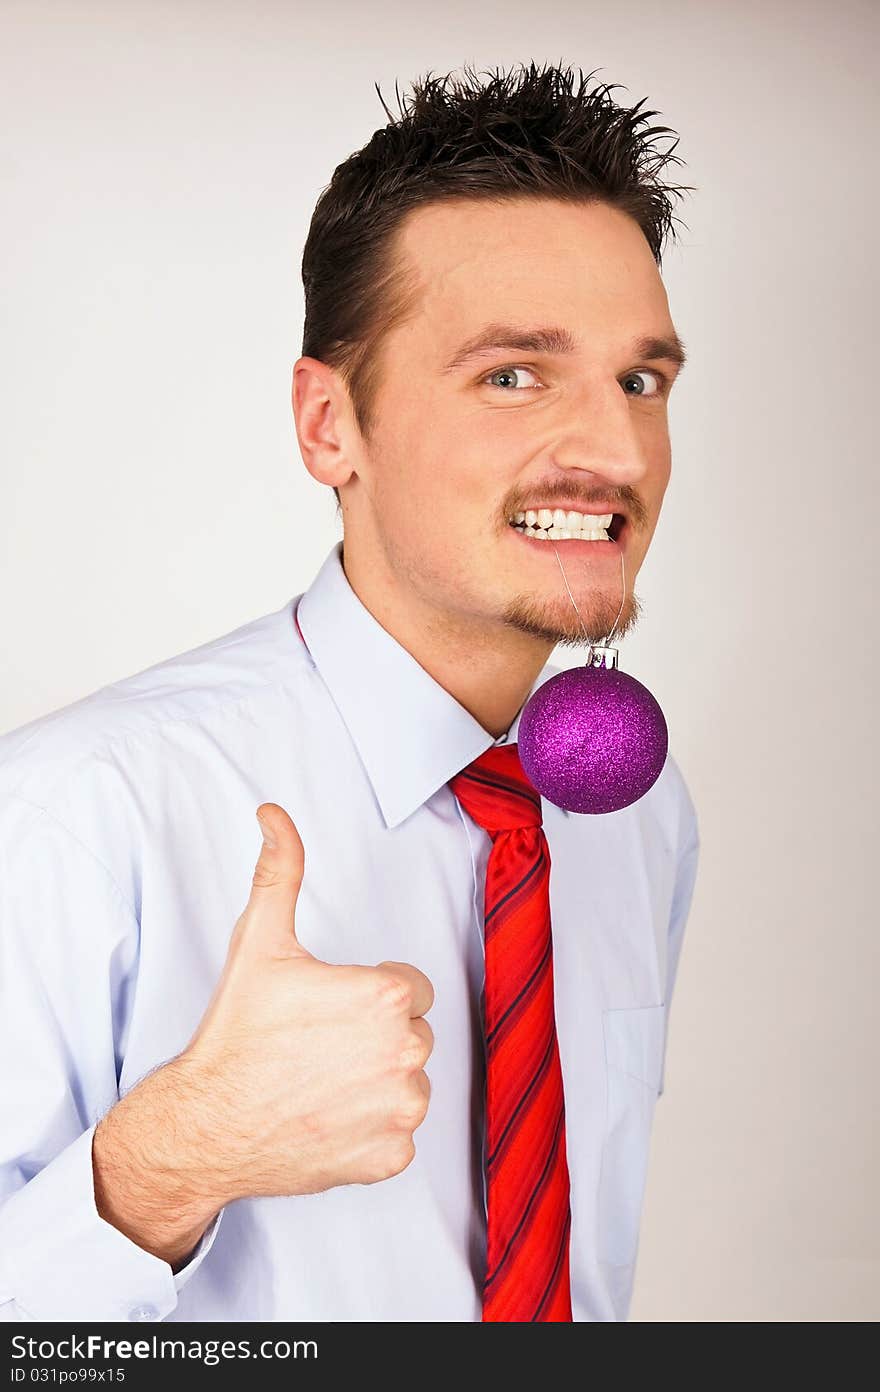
[{"xmin": 440, "ymin": 323, "xmax": 688, "ymax": 374}]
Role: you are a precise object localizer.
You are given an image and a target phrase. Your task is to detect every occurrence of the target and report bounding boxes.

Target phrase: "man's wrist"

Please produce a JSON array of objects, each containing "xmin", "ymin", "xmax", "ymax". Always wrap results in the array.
[{"xmin": 92, "ymin": 1056, "xmax": 232, "ymax": 1268}]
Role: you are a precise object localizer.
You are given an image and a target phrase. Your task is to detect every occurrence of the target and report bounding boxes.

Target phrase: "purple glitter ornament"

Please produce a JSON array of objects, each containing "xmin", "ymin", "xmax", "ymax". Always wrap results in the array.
[{"xmin": 517, "ymin": 655, "xmax": 668, "ymax": 814}]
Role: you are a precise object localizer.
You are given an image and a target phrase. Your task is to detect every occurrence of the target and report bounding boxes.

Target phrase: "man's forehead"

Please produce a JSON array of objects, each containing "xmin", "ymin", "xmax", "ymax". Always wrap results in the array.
[
  {"xmin": 393, "ymin": 197, "xmax": 670, "ymax": 349},
  {"xmin": 399, "ymin": 195, "xmax": 653, "ymax": 272}
]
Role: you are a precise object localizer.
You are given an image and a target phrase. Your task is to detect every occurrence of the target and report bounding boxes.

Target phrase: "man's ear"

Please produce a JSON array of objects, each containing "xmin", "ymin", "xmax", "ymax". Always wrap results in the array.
[{"xmin": 291, "ymin": 357, "xmax": 357, "ymax": 491}]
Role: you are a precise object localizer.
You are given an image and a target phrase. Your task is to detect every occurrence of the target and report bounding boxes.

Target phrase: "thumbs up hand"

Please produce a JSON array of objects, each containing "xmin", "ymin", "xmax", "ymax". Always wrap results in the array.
[{"xmin": 179, "ymin": 803, "xmax": 435, "ymax": 1200}]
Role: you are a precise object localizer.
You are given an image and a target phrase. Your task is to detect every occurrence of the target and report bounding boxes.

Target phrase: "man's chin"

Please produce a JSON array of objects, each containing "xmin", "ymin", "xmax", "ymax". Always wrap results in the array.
[{"xmin": 502, "ymin": 590, "xmax": 642, "ymax": 649}]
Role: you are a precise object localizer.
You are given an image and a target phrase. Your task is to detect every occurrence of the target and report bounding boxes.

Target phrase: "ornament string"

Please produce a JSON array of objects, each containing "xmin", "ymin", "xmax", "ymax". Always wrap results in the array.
[{"xmin": 550, "ymin": 542, "xmax": 626, "ymax": 654}]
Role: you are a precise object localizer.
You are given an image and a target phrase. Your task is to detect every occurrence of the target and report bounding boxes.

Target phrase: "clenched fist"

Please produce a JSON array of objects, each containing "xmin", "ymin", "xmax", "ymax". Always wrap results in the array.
[{"xmin": 181, "ymin": 802, "xmax": 435, "ymax": 1196}]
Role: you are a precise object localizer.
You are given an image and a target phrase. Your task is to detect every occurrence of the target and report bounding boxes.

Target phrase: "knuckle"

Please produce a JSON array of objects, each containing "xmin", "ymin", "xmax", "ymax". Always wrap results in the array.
[
  {"xmin": 397, "ymin": 1032, "xmax": 428, "ymax": 1070},
  {"xmin": 394, "ymin": 1090, "xmax": 428, "ymax": 1131},
  {"xmin": 361, "ymin": 1151, "xmax": 395, "ymax": 1185},
  {"xmin": 251, "ymin": 863, "xmax": 285, "ymax": 890},
  {"xmin": 393, "ymin": 1105, "xmax": 421, "ymax": 1131},
  {"xmin": 386, "ymin": 1136, "xmax": 416, "ymax": 1176},
  {"xmin": 374, "ymin": 970, "xmax": 412, "ymax": 1012},
  {"xmin": 364, "ymin": 1137, "xmax": 415, "ymax": 1184}
]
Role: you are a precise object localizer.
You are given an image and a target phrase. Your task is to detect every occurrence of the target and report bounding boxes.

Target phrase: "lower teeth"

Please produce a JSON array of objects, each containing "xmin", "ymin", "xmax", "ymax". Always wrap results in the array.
[{"xmin": 513, "ymin": 525, "xmax": 611, "ymax": 541}]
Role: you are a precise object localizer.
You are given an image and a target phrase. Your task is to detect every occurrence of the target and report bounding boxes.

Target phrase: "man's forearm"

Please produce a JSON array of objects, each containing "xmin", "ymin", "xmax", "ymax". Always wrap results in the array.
[{"xmin": 92, "ymin": 1057, "xmax": 230, "ymax": 1271}]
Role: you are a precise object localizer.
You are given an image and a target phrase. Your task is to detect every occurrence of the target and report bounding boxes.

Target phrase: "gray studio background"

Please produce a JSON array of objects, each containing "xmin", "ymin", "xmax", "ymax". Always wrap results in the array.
[{"xmin": 1, "ymin": 0, "xmax": 876, "ymax": 1321}]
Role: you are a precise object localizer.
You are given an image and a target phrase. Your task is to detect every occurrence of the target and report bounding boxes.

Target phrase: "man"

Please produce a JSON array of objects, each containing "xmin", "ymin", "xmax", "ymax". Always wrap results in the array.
[{"xmin": 0, "ymin": 61, "xmax": 700, "ymax": 1322}]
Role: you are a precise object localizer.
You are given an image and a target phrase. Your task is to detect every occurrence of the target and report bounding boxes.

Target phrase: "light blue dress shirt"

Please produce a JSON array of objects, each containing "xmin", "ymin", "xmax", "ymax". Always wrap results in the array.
[{"xmin": 0, "ymin": 540, "xmax": 700, "ymax": 1322}]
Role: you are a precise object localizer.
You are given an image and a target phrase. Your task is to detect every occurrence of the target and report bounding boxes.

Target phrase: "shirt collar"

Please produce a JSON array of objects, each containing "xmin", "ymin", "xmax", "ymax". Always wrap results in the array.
[{"xmin": 294, "ymin": 541, "xmax": 568, "ymax": 830}]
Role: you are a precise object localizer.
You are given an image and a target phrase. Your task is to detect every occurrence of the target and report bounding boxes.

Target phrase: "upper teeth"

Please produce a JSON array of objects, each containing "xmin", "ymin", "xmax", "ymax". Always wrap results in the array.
[{"xmin": 513, "ymin": 509, "xmax": 614, "ymax": 529}]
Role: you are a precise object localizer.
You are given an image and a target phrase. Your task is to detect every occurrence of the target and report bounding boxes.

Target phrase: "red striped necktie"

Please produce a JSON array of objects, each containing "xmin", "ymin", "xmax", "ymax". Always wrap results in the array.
[{"xmin": 449, "ymin": 743, "xmax": 573, "ymax": 1322}]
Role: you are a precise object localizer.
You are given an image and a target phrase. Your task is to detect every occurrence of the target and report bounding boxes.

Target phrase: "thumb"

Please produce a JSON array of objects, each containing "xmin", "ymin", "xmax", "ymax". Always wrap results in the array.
[{"xmin": 241, "ymin": 802, "xmax": 313, "ymax": 959}]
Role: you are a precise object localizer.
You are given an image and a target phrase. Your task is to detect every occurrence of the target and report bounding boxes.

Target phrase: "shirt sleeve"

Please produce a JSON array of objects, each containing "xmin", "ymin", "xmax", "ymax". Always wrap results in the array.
[
  {"xmin": 0, "ymin": 797, "xmax": 224, "ymax": 1321},
  {"xmin": 658, "ymin": 795, "xmax": 701, "ymax": 1098}
]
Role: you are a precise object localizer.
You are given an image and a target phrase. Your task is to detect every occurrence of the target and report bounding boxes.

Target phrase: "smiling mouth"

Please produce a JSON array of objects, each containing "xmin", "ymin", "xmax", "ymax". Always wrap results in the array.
[{"xmin": 509, "ymin": 513, "xmax": 627, "ymax": 544}]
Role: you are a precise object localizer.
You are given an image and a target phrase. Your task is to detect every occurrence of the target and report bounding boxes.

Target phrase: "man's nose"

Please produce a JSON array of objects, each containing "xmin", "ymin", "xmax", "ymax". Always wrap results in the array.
[{"xmin": 549, "ymin": 381, "xmax": 649, "ymax": 486}]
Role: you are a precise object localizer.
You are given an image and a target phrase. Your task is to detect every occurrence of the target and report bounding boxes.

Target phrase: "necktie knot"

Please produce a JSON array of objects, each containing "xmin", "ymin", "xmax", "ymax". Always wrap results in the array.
[{"xmin": 448, "ymin": 743, "xmax": 542, "ymax": 836}]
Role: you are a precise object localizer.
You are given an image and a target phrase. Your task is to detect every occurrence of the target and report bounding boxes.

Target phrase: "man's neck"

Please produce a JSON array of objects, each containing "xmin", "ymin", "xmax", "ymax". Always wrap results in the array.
[{"xmin": 340, "ymin": 542, "xmax": 554, "ymax": 738}]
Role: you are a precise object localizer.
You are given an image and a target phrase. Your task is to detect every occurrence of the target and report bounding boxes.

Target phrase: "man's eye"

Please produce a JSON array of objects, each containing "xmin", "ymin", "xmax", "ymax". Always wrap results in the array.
[
  {"xmin": 482, "ymin": 365, "xmax": 541, "ymax": 391},
  {"xmin": 622, "ymin": 369, "xmax": 666, "ymax": 397}
]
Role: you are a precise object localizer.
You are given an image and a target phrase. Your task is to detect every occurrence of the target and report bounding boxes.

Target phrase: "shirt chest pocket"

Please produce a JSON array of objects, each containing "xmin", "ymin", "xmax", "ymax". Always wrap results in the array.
[{"xmin": 596, "ymin": 1003, "xmax": 667, "ymax": 1282}]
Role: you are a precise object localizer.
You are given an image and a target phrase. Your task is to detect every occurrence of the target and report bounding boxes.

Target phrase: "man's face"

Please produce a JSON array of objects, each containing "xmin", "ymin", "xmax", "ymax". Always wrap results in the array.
[{"xmin": 341, "ymin": 196, "xmax": 685, "ymax": 648}]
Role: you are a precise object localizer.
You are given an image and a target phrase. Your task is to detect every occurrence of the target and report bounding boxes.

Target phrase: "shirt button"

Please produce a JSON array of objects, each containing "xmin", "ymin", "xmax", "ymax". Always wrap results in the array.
[{"xmin": 128, "ymin": 1303, "xmax": 159, "ymax": 1322}]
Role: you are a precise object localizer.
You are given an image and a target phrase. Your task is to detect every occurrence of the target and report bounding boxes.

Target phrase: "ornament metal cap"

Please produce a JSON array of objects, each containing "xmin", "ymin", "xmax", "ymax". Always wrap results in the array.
[{"xmin": 585, "ymin": 643, "xmax": 618, "ymax": 670}]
